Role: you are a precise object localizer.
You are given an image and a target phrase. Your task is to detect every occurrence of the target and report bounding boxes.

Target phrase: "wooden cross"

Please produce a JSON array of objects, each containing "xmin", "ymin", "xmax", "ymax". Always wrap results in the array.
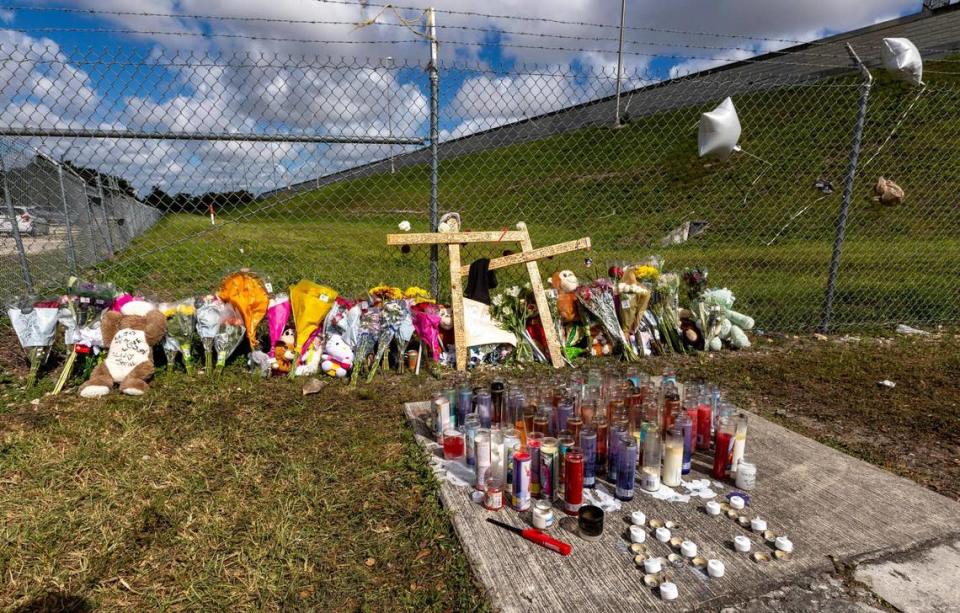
[{"xmin": 387, "ymin": 221, "xmax": 591, "ymax": 371}]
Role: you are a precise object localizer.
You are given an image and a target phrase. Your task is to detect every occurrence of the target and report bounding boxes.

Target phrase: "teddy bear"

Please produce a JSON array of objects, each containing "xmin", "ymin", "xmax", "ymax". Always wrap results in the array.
[
  {"xmin": 688, "ymin": 288, "xmax": 754, "ymax": 350},
  {"xmin": 550, "ymin": 270, "xmax": 580, "ymax": 323},
  {"xmin": 616, "ymin": 266, "xmax": 652, "ymax": 336},
  {"xmin": 79, "ymin": 300, "xmax": 166, "ymax": 397},
  {"xmin": 272, "ymin": 329, "xmax": 297, "ymax": 375},
  {"xmin": 320, "ymin": 334, "xmax": 354, "ymax": 378}
]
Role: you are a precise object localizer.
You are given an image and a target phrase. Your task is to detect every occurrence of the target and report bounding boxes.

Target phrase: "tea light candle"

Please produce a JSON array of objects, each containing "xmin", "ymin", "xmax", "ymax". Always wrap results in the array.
[
  {"xmin": 659, "ymin": 581, "xmax": 679, "ymax": 601},
  {"xmin": 775, "ymin": 536, "xmax": 794, "ymax": 553},
  {"xmin": 630, "ymin": 510, "xmax": 646, "ymax": 526},
  {"xmin": 750, "ymin": 517, "xmax": 768, "ymax": 532},
  {"xmin": 629, "ymin": 524, "xmax": 646, "ymax": 543},
  {"xmin": 655, "ymin": 527, "xmax": 672, "ymax": 543},
  {"xmin": 705, "ymin": 501, "xmax": 722, "ymax": 516},
  {"xmin": 680, "ymin": 540, "xmax": 698, "ymax": 558},
  {"xmin": 644, "ymin": 557, "xmax": 663, "ymax": 574},
  {"xmin": 707, "ymin": 559, "xmax": 725, "ymax": 577},
  {"xmin": 729, "ymin": 495, "xmax": 745, "ymax": 510},
  {"xmin": 734, "ymin": 535, "xmax": 752, "ymax": 552}
]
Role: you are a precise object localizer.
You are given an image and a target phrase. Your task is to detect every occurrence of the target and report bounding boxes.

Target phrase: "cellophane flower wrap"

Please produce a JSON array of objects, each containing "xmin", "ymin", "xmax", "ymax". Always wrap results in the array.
[
  {"xmin": 217, "ymin": 271, "xmax": 270, "ymax": 351},
  {"xmin": 367, "ymin": 298, "xmax": 413, "ymax": 381},
  {"xmin": 289, "ymin": 280, "xmax": 338, "ymax": 373},
  {"xmin": 490, "ymin": 285, "xmax": 543, "ymax": 363},
  {"xmin": 411, "ymin": 302, "xmax": 441, "ymax": 361},
  {"xmin": 8, "ymin": 298, "xmax": 60, "ymax": 386},
  {"xmin": 214, "ymin": 302, "xmax": 246, "ymax": 373},
  {"xmin": 266, "ymin": 293, "xmax": 291, "ymax": 357},
  {"xmin": 195, "ymin": 295, "xmax": 222, "ymax": 372},
  {"xmin": 682, "ymin": 266, "xmax": 708, "ymax": 303},
  {"xmin": 350, "ymin": 304, "xmax": 382, "ymax": 386},
  {"xmin": 652, "ymin": 272, "xmax": 685, "ymax": 353},
  {"xmin": 576, "ymin": 278, "xmax": 639, "ymax": 362},
  {"xmin": 161, "ymin": 299, "xmax": 196, "ymax": 374}
]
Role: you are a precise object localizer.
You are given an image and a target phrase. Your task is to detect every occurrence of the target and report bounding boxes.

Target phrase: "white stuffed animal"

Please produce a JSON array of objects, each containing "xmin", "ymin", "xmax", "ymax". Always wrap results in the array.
[{"xmin": 320, "ymin": 334, "xmax": 354, "ymax": 378}]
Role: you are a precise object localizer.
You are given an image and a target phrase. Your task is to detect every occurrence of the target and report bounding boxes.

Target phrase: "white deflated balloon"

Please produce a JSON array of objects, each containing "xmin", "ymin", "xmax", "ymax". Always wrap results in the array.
[
  {"xmin": 881, "ymin": 37, "xmax": 923, "ymax": 86},
  {"xmin": 698, "ymin": 97, "xmax": 741, "ymax": 160}
]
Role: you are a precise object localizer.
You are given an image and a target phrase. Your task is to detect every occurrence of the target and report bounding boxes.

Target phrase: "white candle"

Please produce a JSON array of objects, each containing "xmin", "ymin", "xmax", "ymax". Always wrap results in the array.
[{"xmin": 662, "ymin": 439, "xmax": 683, "ymax": 487}]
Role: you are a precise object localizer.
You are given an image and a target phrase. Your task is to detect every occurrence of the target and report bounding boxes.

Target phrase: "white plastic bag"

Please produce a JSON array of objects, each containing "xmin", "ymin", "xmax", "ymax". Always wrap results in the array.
[
  {"xmin": 698, "ymin": 97, "xmax": 741, "ymax": 160},
  {"xmin": 881, "ymin": 38, "xmax": 923, "ymax": 86}
]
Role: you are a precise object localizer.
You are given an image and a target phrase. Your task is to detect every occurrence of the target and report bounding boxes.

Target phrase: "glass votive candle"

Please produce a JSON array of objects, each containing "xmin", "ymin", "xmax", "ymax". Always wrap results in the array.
[{"xmin": 443, "ymin": 428, "xmax": 465, "ymax": 460}]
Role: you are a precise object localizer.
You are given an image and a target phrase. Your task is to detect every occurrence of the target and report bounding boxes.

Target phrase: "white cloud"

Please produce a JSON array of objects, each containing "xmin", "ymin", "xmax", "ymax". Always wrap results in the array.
[{"xmin": 0, "ymin": 0, "xmax": 921, "ymax": 195}]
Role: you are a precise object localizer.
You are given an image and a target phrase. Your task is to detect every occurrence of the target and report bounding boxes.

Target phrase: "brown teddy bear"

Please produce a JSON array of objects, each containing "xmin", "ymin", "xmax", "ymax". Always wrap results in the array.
[{"xmin": 79, "ymin": 300, "xmax": 166, "ymax": 397}]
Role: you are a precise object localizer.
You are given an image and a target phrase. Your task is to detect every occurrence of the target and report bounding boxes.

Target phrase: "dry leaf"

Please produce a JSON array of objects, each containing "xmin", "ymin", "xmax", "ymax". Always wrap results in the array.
[
  {"xmin": 364, "ymin": 557, "xmax": 376, "ymax": 567},
  {"xmin": 302, "ymin": 378, "xmax": 327, "ymax": 395},
  {"xmin": 414, "ymin": 548, "xmax": 431, "ymax": 562}
]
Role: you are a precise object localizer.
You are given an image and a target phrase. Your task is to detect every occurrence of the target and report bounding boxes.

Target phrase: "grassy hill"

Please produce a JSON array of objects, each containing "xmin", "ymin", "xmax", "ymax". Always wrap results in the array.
[{"xmin": 100, "ymin": 65, "xmax": 960, "ymax": 331}]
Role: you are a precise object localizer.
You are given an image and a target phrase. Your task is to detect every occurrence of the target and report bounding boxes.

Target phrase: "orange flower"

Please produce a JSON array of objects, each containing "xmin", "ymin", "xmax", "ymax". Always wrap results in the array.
[{"xmin": 217, "ymin": 271, "xmax": 270, "ymax": 349}]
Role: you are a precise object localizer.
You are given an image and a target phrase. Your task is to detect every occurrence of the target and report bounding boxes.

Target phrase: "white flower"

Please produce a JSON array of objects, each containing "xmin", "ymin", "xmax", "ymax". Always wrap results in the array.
[
  {"xmin": 492, "ymin": 294, "xmax": 504, "ymax": 307},
  {"xmin": 506, "ymin": 286, "xmax": 521, "ymax": 298},
  {"xmin": 398, "ymin": 220, "xmax": 411, "ymax": 232}
]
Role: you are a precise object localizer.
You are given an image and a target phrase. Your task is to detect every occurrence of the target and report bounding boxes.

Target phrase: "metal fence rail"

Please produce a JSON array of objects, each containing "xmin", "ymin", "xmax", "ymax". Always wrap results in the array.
[{"xmin": 0, "ymin": 42, "xmax": 957, "ymax": 331}]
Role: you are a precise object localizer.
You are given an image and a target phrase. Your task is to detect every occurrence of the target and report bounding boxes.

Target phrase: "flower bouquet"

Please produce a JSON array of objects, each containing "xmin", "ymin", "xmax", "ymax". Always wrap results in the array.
[
  {"xmin": 651, "ymin": 272, "xmax": 686, "ymax": 354},
  {"xmin": 214, "ymin": 302, "xmax": 246, "ymax": 375},
  {"xmin": 682, "ymin": 266, "xmax": 709, "ymax": 303},
  {"xmin": 576, "ymin": 278, "xmax": 639, "ymax": 362},
  {"xmin": 217, "ymin": 270, "xmax": 270, "ymax": 353},
  {"xmin": 368, "ymin": 284, "xmax": 402, "ymax": 306},
  {"xmin": 289, "ymin": 279, "xmax": 338, "ymax": 377},
  {"xmin": 403, "ymin": 286, "xmax": 434, "ymax": 304},
  {"xmin": 53, "ymin": 278, "xmax": 115, "ymax": 393},
  {"xmin": 411, "ymin": 301, "xmax": 441, "ymax": 362},
  {"xmin": 195, "ymin": 295, "xmax": 222, "ymax": 372},
  {"xmin": 171, "ymin": 299, "xmax": 196, "ymax": 373},
  {"xmin": 350, "ymin": 304, "xmax": 382, "ymax": 387},
  {"xmin": 366, "ymin": 298, "xmax": 413, "ymax": 382},
  {"xmin": 8, "ymin": 298, "xmax": 60, "ymax": 387},
  {"xmin": 490, "ymin": 285, "xmax": 544, "ymax": 363},
  {"xmin": 266, "ymin": 293, "xmax": 291, "ymax": 357}
]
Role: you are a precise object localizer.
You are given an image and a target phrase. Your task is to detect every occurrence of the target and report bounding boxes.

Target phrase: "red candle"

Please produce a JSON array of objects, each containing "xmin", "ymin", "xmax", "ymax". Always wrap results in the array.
[
  {"xmin": 563, "ymin": 449, "xmax": 584, "ymax": 515},
  {"xmin": 443, "ymin": 429, "xmax": 465, "ymax": 460},
  {"xmin": 712, "ymin": 416, "xmax": 736, "ymax": 480},
  {"xmin": 697, "ymin": 403, "xmax": 712, "ymax": 450}
]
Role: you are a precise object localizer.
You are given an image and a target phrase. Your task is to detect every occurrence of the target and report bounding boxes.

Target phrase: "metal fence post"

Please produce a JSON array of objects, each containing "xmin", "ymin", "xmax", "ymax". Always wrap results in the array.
[
  {"xmin": 614, "ymin": 0, "xmax": 626, "ymax": 128},
  {"xmin": 55, "ymin": 163, "xmax": 78, "ymax": 275},
  {"xmin": 96, "ymin": 174, "xmax": 116, "ymax": 255},
  {"xmin": 0, "ymin": 155, "xmax": 34, "ymax": 295},
  {"xmin": 819, "ymin": 44, "xmax": 873, "ymax": 333},
  {"xmin": 427, "ymin": 7, "xmax": 440, "ymax": 298}
]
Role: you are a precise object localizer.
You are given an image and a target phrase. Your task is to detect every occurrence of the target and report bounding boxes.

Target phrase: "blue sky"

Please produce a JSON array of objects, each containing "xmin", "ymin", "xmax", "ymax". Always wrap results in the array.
[{"xmin": 0, "ymin": 1, "xmax": 926, "ymax": 194}]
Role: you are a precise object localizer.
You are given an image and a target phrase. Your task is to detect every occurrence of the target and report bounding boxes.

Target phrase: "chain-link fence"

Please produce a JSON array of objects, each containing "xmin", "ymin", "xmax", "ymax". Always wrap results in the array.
[{"xmin": 0, "ymin": 41, "xmax": 958, "ymax": 331}]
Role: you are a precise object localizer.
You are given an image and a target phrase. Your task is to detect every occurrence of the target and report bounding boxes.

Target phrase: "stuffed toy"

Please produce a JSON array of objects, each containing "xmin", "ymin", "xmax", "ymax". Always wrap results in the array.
[
  {"xmin": 438, "ymin": 304, "xmax": 455, "ymax": 355},
  {"xmin": 272, "ymin": 329, "xmax": 296, "ymax": 375},
  {"xmin": 588, "ymin": 324, "xmax": 613, "ymax": 357},
  {"xmin": 320, "ymin": 334, "xmax": 354, "ymax": 378},
  {"xmin": 550, "ymin": 270, "xmax": 580, "ymax": 323},
  {"xmin": 295, "ymin": 335, "xmax": 324, "ymax": 376},
  {"xmin": 874, "ymin": 176, "xmax": 905, "ymax": 206},
  {"xmin": 617, "ymin": 266, "xmax": 652, "ymax": 336},
  {"xmin": 79, "ymin": 300, "xmax": 166, "ymax": 397},
  {"xmin": 695, "ymin": 288, "xmax": 754, "ymax": 350}
]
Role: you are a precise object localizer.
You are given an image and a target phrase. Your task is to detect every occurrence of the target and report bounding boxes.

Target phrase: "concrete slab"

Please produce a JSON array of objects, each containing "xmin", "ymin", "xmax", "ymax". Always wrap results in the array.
[
  {"xmin": 404, "ymin": 402, "xmax": 960, "ymax": 612},
  {"xmin": 855, "ymin": 538, "xmax": 960, "ymax": 613}
]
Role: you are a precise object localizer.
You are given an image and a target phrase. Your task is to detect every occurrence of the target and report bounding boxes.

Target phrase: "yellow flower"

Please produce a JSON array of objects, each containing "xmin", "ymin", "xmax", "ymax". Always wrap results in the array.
[
  {"xmin": 177, "ymin": 304, "xmax": 196, "ymax": 316},
  {"xmin": 632, "ymin": 265, "xmax": 661, "ymax": 282},
  {"xmin": 403, "ymin": 286, "xmax": 435, "ymax": 303},
  {"xmin": 368, "ymin": 285, "xmax": 403, "ymax": 300}
]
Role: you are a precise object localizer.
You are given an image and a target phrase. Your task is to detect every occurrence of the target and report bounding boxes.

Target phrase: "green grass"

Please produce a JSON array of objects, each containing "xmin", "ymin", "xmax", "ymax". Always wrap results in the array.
[
  {"xmin": 82, "ymin": 64, "xmax": 960, "ymax": 331},
  {"xmin": 0, "ymin": 370, "xmax": 487, "ymax": 610}
]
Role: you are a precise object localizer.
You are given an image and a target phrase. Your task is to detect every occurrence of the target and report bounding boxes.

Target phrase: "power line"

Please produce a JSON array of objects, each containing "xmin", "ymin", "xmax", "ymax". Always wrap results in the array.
[{"xmin": 6, "ymin": 27, "xmax": 423, "ymax": 46}]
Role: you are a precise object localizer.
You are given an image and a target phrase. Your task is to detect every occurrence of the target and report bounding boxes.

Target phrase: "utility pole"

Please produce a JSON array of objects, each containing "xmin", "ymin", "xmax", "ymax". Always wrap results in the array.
[
  {"xmin": 427, "ymin": 7, "xmax": 440, "ymax": 298},
  {"xmin": 614, "ymin": 0, "xmax": 626, "ymax": 128},
  {"xmin": 386, "ymin": 55, "xmax": 395, "ymax": 174}
]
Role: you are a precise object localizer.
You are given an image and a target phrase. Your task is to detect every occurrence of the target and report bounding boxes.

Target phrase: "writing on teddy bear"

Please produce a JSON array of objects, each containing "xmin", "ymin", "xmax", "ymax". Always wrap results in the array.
[{"xmin": 105, "ymin": 328, "xmax": 151, "ymax": 381}]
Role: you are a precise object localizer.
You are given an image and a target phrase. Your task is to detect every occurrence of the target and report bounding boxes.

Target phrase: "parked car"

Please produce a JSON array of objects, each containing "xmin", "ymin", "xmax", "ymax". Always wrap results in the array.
[{"xmin": 0, "ymin": 208, "xmax": 49, "ymax": 236}]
